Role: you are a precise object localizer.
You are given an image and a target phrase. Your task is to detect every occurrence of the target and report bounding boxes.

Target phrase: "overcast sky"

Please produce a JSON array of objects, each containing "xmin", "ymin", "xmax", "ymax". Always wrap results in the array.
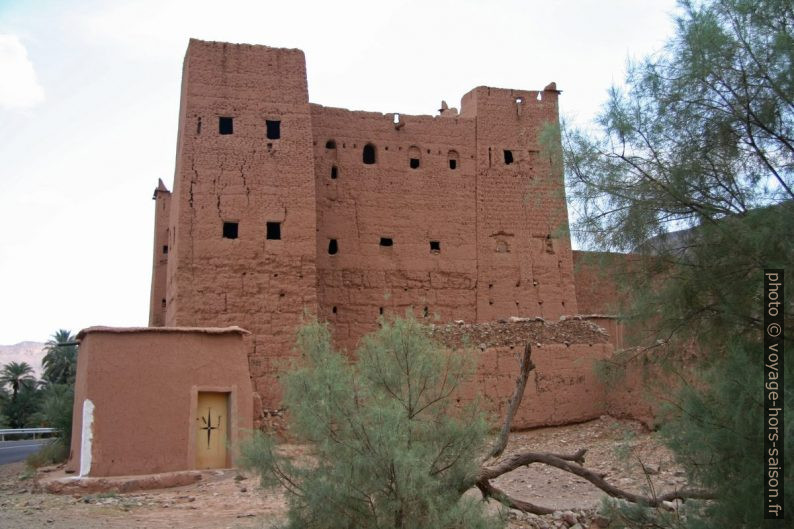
[{"xmin": 0, "ymin": 0, "xmax": 679, "ymax": 345}]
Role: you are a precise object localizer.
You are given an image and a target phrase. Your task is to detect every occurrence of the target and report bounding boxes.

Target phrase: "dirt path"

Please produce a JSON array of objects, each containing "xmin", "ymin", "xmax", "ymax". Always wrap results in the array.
[{"xmin": 0, "ymin": 417, "xmax": 685, "ymax": 529}]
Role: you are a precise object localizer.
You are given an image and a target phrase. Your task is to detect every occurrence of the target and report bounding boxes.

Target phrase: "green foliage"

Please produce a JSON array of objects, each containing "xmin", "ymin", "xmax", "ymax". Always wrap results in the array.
[
  {"xmin": 42, "ymin": 329, "xmax": 78, "ymax": 385},
  {"xmin": 0, "ymin": 361, "xmax": 36, "ymax": 401},
  {"xmin": 26, "ymin": 440, "xmax": 70, "ymax": 469},
  {"xmin": 240, "ymin": 315, "xmax": 500, "ymax": 529},
  {"xmin": 2, "ymin": 382, "xmax": 42, "ymax": 428},
  {"xmin": 564, "ymin": 1, "xmax": 793, "ymax": 527}
]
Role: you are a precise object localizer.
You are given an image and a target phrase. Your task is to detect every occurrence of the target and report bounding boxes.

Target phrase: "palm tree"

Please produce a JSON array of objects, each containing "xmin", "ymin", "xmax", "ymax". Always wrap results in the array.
[
  {"xmin": 0, "ymin": 362, "xmax": 37, "ymax": 401},
  {"xmin": 42, "ymin": 329, "xmax": 78, "ymax": 385}
]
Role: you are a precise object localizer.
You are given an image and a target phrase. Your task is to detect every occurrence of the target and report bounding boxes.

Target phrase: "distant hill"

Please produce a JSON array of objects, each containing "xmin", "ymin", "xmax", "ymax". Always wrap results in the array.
[{"xmin": 0, "ymin": 342, "xmax": 46, "ymax": 379}]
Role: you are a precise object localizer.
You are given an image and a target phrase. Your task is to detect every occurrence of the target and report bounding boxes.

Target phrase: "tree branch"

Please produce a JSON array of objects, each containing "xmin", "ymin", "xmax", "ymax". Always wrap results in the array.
[{"xmin": 486, "ymin": 342, "xmax": 535, "ymax": 459}]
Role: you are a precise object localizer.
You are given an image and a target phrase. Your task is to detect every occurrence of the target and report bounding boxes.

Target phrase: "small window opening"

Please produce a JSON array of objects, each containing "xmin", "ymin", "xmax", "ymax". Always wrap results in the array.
[
  {"xmin": 379, "ymin": 237, "xmax": 393, "ymax": 247},
  {"xmin": 379, "ymin": 307, "xmax": 384, "ymax": 315},
  {"xmin": 332, "ymin": 306, "xmax": 337, "ymax": 314},
  {"xmin": 393, "ymin": 113, "xmax": 400, "ymax": 124},
  {"xmin": 161, "ymin": 298, "xmax": 166, "ymax": 308},
  {"xmin": 328, "ymin": 239, "xmax": 338, "ymax": 255},
  {"xmin": 448, "ymin": 150, "xmax": 459, "ymax": 170},
  {"xmin": 222, "ymin": 221, "xmax": 238, "ymax": 239},
  {"xmin": 197, "ymin": 117, "xmax": 202, "ymax": 135},
  {"xmin": 504, "ymin": 150, "xmax": 514, "ymax": 165},
  {"xmin": 516, "ymin": 96, "xmax": 524, "ymax": 104},
  {"xmin": 325, "ymin": 139, "xmax": 336, "ymax": 149},
  {"xmin": 363, "ymin": 143, "xmax": 376, "ymax": 164},
  {"xmin": 423, "ymin": 306, "xmax": 429, "ymax": 318},
  {"xmin": 331, "ymin": 165, "xmax": 338, "ymax": 179},
  {"xmin": 536, "ymin": 92, "xmax": 542, "ymax": 101},
  {"xmin": 266, "ymin": 222, "xmax": 281, "ymax": 240},
  {"xmin": 266, "ymin": 120, "xmax": 281, "ymax": 140},
  {"xmin": 219, "ymin": 117, "xmax": 233, "ymax": 135},
  {"xmin": 408, "ymin": 146, "xmax": 421, "ymax": 169},
  {"xmin": 430, "ymin": 241, "xmax": 440, "ymax": 252},
  {"xmin": 162, "ymin": 245, "xmax": 168, "ymax": 255}
]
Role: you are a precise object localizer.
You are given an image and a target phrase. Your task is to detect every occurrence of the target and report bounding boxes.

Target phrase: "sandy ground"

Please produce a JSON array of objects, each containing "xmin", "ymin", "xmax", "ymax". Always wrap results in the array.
[{"xmin": 0, "ymin": 417, "xmax": 686, "ymax": 529}]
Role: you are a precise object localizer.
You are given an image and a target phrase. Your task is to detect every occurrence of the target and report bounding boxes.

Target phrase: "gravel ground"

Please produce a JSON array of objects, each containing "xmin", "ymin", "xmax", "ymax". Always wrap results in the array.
[{"xmin": 0, "ymin": 417, "xmax": 686, "ymax": 529}]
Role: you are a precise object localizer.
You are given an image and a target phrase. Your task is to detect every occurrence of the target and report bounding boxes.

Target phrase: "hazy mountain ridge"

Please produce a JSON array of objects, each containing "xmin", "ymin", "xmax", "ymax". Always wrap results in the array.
[{"xmin": 0, "ymin": 342, "xmax": 46, "ymax": 378}]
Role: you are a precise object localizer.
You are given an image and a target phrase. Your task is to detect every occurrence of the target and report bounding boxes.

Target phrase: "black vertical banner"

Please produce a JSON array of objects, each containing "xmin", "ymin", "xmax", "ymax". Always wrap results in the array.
[{"xmin": 764, "ymin": 269, "xmax": 784, "ymax": 520}]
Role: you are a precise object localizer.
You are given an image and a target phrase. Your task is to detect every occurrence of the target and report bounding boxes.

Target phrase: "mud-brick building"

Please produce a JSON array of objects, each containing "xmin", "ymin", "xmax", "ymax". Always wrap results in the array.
[{"xmin": 68, "ymin": 39, "xmax": 645, "ymax": 478}]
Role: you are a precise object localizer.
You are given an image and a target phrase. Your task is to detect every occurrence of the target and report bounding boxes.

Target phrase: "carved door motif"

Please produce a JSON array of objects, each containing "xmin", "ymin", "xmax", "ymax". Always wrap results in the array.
[{"xmin": 195, "ymin": 392, "xmax": 228, "ymax": 469}]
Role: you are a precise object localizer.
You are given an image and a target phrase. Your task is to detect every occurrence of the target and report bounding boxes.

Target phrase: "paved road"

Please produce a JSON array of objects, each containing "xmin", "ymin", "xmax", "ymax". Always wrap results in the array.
[{"xmin": 0, "ymin": 439, "xmax": 49, "ymax": 465}]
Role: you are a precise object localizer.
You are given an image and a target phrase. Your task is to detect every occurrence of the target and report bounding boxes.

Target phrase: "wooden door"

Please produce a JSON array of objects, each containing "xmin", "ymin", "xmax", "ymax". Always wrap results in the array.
[{"xmin": 195, "ymin": 392, "xmax": 229, "ymax": 469}]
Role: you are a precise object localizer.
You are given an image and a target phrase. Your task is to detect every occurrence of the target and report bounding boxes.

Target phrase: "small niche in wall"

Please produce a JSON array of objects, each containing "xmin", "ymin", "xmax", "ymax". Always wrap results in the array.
[
  {"xmin": 219, "ymin": 117, "xmax": 233, "ymax": 135},
  {"xmin": 222, "ymin": 221, "xmax": 238, "ymax": 239},
  {"xmin": 266, "ymin": 120, "xmax": 281, "ymax": 140},
  {"xmin": 332, "ymin": 306, "xmax": 337, "ymax": 314},
  {"xmin": 328, "ymin": 239, "xmax": 338, "ymax": 255},
  {"xmin": 504, "ymin": 150, "xmax": 514, "ymax": 165},
  {"xmin": 326, "ymin": 139, "xmax": 336, "ymax": 149},
  {"xmin": 363, "ymin": 143, "xmax": 376, "ymax": 164},
  {"xmin": 266, "ymin": 222, "xmax": 281, "ymax": 240},
  {"xmin": 161, "ymin": 298, "xmax": 166, "ymax": 308},
  {"xmin": 423, "ymin": 306, "xmax": 429, "ymax": 318},
  {"xmin": 429, "ymin": 241, "xmax": 440, "ymax": 253},
  {"xmin": 379, "ymin": 307, "xmax": 384, "ymax": 315},
  {"xmin": 379, "ymin": 237, "xmax": 393, "ymax": 247},
  {"xmin": 331, "ymin": 165, "xmax": 338, "ymax": 179}
]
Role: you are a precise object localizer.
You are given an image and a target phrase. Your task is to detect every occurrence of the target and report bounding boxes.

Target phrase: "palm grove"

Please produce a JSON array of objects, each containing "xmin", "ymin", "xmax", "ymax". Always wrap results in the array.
[
  {"xmin": 242, "ymin": 1, "xmax": 791, "ymax": 529},
  {"xmin": 0, "ymin": 330, "xmax": 77, "ymax": 462}
]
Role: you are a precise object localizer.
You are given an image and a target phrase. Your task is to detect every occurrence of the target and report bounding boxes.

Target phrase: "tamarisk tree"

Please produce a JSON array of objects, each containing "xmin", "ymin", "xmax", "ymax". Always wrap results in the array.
[{"xmin": 561, "ymin": 0, "xmax": 793, "ymax": 527}]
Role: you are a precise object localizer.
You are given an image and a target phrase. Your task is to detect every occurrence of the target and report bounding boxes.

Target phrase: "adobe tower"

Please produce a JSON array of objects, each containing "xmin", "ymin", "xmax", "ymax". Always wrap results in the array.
[{"xmin": 150, "ymin": 39, "xmax": 578, "ymax": 406}]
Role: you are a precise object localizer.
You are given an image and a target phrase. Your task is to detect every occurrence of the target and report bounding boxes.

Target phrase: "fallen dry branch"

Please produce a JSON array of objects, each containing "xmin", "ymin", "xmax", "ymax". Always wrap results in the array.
[
  {"xmin": 474, "ymin": 339, "xmax": 715, "ymax": 514},
  {"xmin": 487, "ymin": 342, "xmax": 535, "ymax": 459}
]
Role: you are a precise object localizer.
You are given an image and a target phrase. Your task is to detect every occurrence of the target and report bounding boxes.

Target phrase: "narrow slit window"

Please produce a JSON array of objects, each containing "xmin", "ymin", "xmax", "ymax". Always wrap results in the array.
[
  {"xmin": 332, "ymin": 306, "xmax": 337, "ymax": 314},
  {"xmin": 219, "ymin": 117, "xmax": 233, "ymax": 135},
  {"xmin": 266, "ymin": 120, "xmax": 281, "ymax": 140},
  {"xmin": 504, "ymin": 150, "xmax": 514, "ymax": 165},
  {"xmin": 430, "ymin": 241, "xmax": 440, "ymax": 252},
  {"xmin": 363, "ymin": 143, "xmax": 376, "ymax": 164},
  {"xmin": 162, "ymin": 245, "xmax": 169, "ymax": 255},
  {"xmin": 325, "ymin": 139, "xmax": 336, "ymax": 149},
  {"xmin": 379, "ymin": 237, "xmax": 393, "ymax": 247},
  {"xmin": 222, "ymin": 221, "xmax": 238, "ymax": 239},
  {"xmin": 328, "ymin": 239, "xmax": 338, "ymax": 255},
  {"xmin": 266, "ymin": 222, "xmax": 281, "ymax": 240},
  {"xmin": 331, "ymin": 165, "xmax": 338, "ymax": 179}
]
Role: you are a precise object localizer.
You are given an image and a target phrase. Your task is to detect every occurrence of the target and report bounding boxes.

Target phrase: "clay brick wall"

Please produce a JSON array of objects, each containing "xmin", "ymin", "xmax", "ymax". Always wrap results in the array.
[
  {"xmin": 468, "ymin": 86, "xmax": 577, "ymax": 321},
  {"xmin": 434, "ymin": 319, "xmax": 615, "ymax": 429},
  {"xmin": 311, "ymin": 106, "xmax": 478, "ymax": 351},
  {"xmin": 162, "ymin": 40, "xmax": 319, "ymax": 400},
  {"xmin": 148, "ymin": 182, "xmax": 171, "ymax": 326}
]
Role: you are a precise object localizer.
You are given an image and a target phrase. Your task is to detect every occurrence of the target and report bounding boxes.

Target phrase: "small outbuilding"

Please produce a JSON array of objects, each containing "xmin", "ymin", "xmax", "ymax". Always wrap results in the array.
[{"xmin": 67, "ymin": 326, "xmax": 253, "ymax": 477}]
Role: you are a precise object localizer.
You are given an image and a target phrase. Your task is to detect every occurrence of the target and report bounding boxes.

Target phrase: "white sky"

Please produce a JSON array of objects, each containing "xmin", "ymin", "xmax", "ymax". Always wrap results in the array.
[{"xmin": 0, "ymin": 0, "xmax": 678, "ymax": 345}]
